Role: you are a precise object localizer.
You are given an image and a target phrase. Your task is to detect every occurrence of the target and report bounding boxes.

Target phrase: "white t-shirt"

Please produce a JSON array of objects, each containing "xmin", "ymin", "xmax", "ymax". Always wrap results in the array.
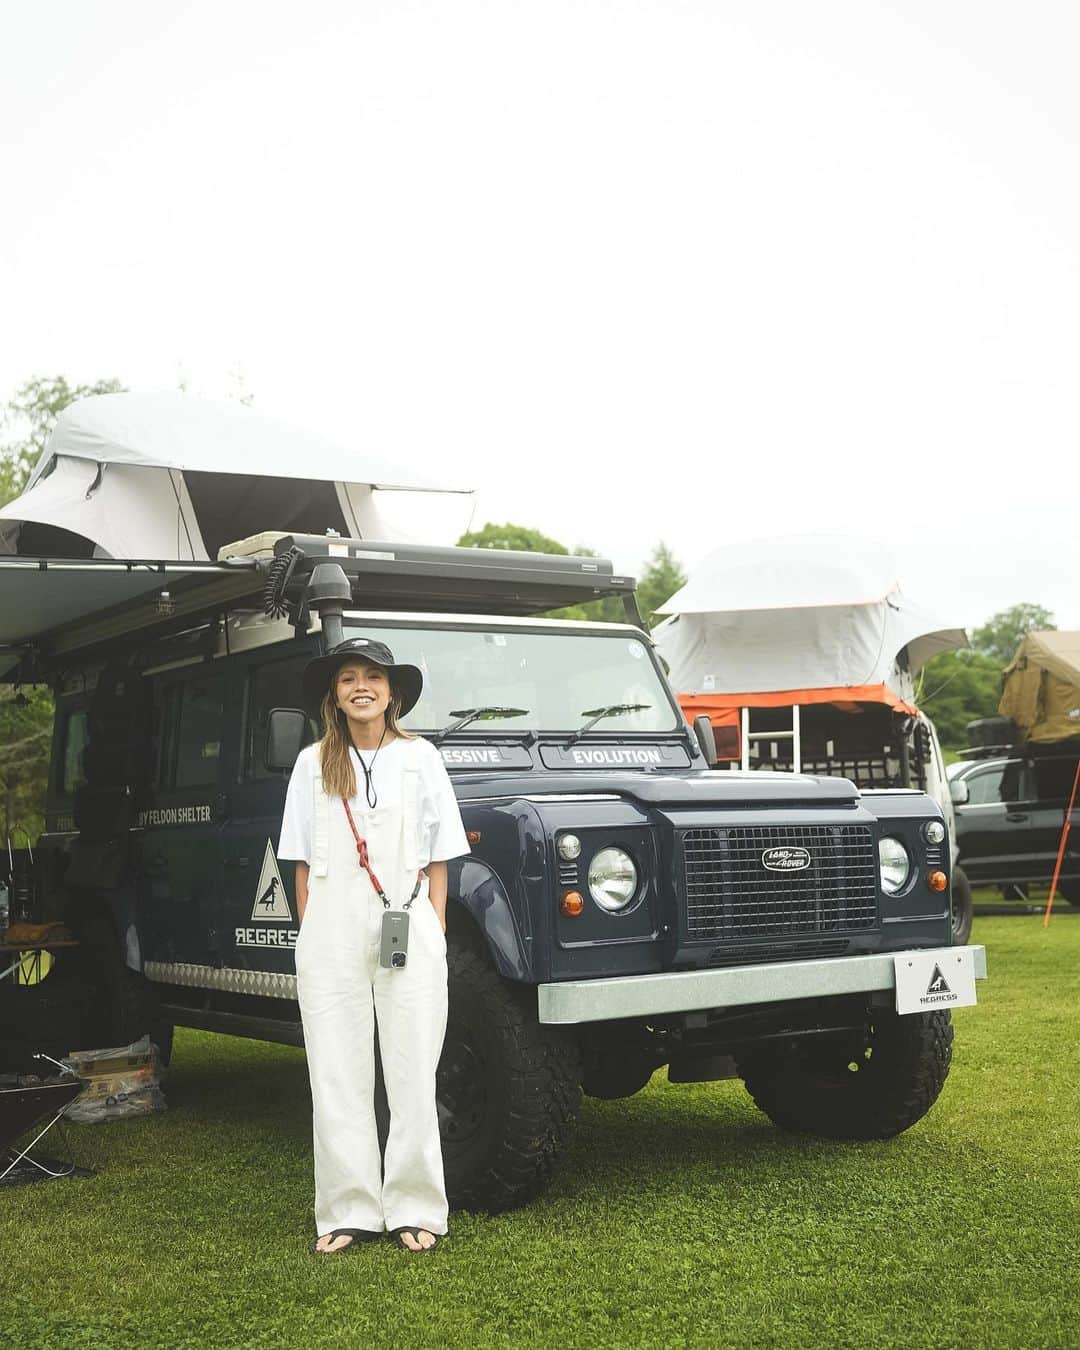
[{"xmin": 277, "ymin": 736, "xmax": 469, "ymax": 868}]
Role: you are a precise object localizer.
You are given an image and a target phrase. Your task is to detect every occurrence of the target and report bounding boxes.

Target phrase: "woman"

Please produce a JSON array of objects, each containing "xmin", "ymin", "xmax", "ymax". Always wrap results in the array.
[{"xmin": 277, "ymin": 636, "xmax": 468, "ymax": 1255}]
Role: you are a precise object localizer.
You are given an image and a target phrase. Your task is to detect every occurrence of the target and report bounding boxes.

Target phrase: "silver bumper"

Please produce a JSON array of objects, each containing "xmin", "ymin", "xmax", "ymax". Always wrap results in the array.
[{"xmin": 537, "ymin": 944, "xmax": 988, "ymax": 1025}]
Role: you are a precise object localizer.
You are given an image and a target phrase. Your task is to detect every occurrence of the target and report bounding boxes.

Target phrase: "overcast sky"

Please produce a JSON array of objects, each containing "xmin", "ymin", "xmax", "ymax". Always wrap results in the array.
[{"xmin": 1, "ymin": 1, "xmax": 1077, "ymax": 630}]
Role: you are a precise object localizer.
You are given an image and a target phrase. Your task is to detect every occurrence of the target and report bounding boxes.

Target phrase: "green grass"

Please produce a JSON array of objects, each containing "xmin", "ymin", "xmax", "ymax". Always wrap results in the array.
[{"xmin": 3, "ymin": 915, "xmax": 1078, "ymax": 1349}]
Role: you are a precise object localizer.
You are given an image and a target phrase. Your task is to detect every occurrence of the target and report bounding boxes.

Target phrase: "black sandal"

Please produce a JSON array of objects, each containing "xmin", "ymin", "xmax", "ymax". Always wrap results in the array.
[
  {"xmin": 310, "ymin": 1228, "xmax": 383, "ymax": 1254},
  {"xmin": 392, "ymin": 1226, "xmax": 442, "ymax": 1253}
]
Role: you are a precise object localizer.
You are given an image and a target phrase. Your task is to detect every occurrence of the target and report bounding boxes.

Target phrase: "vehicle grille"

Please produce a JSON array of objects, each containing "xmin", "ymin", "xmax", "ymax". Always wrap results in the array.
[{"xmin": 680, "ymin": 824, "xmax": 878, "ymax": 941}]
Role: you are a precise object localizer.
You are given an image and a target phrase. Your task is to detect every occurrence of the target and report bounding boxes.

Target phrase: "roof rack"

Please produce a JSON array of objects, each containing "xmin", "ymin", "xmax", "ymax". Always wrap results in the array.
[{"xmin": 0, "ymin": 534, "xmax": 641, "ymax": 682}]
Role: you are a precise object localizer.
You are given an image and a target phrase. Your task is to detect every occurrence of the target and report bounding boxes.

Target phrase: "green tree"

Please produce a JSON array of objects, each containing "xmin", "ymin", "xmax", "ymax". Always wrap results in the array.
[
  {"xmin": 638, "ymin": 541, "xmax": 686, "ymax": 628},
  {"xmin": 971, "ymin": 603, "xmax": 1056, "ymax": 668},
  {"xmin": 457, "ymin": 522, "xmax": 570, "ymax": 556},
  {"xmin": 917, "ymin": 649, "xmax": 1004, "ymax": 749},
  {"xmin": 457, "ymin": 521, "xmax": 673, "ymax": 625},
  {"xmin": 1, "ymin": 373, "xmax": 125, "ymax": 506},
  {"xmin": 0, "ymin": 375, "xmax": 124, "ymax": 840}
]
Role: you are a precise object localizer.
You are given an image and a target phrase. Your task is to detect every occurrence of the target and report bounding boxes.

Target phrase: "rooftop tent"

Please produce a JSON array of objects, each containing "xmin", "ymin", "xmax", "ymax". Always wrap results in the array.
[
  {"xmin": 999, "ymin": 630, "xmax": 1080, "ymax": 743},
  {"xmin": 0, "ymin": 392, "xmax": 472, "ymax": 561},
  {"xmin": 653, "ymin": 535, "xmax": 967, "ymax": 709}
]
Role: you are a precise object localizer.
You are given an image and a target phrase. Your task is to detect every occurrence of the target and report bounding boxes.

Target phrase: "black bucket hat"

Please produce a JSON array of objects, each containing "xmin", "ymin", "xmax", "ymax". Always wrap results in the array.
[{"xmin": 302, "ymin": 638, "xmax": 423, "ymax": 719}]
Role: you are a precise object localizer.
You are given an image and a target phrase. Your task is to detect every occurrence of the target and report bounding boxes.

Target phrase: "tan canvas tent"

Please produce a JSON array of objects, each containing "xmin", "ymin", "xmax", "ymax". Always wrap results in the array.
[{"xmin": 999, "ymin": 630, "xmax": 1080, "ymax": 743}]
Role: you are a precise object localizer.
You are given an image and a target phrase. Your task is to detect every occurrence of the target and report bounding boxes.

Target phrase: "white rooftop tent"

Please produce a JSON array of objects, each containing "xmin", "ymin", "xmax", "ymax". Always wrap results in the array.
[
  {"xmin": 653, "ymin": 535, "xmax": 967, "ymax": 706},
  {"xmin": 0, "ymin": 393, "xmax": 473, "ymax": 562}
]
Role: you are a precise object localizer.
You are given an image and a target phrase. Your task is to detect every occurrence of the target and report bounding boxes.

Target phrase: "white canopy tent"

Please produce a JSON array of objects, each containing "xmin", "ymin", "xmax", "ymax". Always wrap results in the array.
[
  {"xmin": 0, "ymin": 393, "xmax": 473, "ymax": 561},
  {"xmin": 654, "ymin": 535, "xmax": 967, "ymax": 703}
]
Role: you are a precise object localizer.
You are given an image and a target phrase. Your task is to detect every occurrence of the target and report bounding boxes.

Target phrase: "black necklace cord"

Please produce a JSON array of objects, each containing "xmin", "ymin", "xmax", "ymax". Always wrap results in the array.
[{"xmin": 352, "ymin": 725, "xmax": 388, "ymax": 809}]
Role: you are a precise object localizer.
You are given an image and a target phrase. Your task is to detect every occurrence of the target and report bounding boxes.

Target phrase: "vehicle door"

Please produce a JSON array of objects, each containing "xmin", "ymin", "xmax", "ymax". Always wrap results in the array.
[
  {"xmin": 136, "ymin": 665, "xmax": 226, "ymax": 969},
  {"xmin": 953, "ymin": 759, "xmax": 1033, "ymax": 885},
  {"xmin": 220, "ymin": 647, "xmax": 315, "ymax": 973}
]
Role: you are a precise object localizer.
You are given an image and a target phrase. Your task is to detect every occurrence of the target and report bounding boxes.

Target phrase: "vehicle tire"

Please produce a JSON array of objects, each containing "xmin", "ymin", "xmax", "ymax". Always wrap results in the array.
[
  {"xmin": 581, "ymin": 1054, "xmax": 656, "ymax": 1100},
  {"xmin": 737, "ymin": 1007, "xmax": 953, "ymax": 1140},
  {"xmin": 950, "ymin": 867, "xmax": 973, "ymax": 945},
  {"xmin": 439, "ymin": 936, "xmax": 581, "ymax": 1213}
]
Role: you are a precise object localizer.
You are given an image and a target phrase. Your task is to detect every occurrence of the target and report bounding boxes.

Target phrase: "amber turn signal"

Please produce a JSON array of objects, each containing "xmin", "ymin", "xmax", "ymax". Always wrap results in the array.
[
  {"xmin": 927, "ymin": 870, "xmax": 948, "ymax": 893},
  {"xmin": 560, "ymin": 890, "xmax": 584, "ymax": 917},
  {"xmin": 466, "ymin": 830, "xmax": 481, "ymax": 845}
]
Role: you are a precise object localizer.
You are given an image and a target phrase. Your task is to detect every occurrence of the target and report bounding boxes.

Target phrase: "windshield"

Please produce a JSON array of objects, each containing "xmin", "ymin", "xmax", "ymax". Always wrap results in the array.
[{"xmin": 344, "ymin": 623, "xmax": 679, "ymax": 734}]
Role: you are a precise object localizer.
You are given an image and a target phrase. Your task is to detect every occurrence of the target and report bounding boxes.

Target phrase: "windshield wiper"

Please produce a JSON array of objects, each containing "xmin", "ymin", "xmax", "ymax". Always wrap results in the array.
[
  {"xmin": 566, "ymin": 703, "xmax": 651, "ymax": 746},
  {"xmin": 434, "ymin": 706, "xmax": 530, "ymax": 745}
]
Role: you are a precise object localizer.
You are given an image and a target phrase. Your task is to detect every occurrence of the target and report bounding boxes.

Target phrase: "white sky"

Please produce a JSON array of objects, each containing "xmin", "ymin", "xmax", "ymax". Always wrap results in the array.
[{"xmin": 1, "ymin": 1, "xmax": 1077, "ymax": 630}]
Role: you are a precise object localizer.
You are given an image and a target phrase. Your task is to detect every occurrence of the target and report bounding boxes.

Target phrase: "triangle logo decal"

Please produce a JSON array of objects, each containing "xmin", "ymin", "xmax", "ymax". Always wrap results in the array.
[
  {"xmin": 251, "ymin": 840, "xmax": 292, "ymax": 921},
  {"xmin": 926, "ymin": 963, "xmax": 951, "ymax": 997}
]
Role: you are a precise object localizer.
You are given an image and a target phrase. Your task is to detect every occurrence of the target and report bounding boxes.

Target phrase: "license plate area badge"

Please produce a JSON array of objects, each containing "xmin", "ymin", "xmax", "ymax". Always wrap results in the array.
[{"xmin": 894, "ymin": 947, "xmax": 977, "ymax": 1016}]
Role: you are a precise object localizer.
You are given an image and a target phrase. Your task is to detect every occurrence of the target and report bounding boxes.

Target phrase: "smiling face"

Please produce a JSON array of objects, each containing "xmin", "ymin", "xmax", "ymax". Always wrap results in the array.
[{"xmin": 334, "ymin": 659, "xmax": 392, "ymax": 732}]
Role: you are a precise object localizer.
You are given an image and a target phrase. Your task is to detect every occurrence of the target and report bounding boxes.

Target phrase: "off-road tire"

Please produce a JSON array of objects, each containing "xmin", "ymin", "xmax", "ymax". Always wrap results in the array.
[
  {"xmin": 439, "ymin": 936, "xmax": 581, "ymax": 1212},
  {"xmin": 951, "ymin": 866, "xmax": 974, "ymax": 945},
  {"xmin": 737, "ymin": 1008, "xmax": 953, "ymax": 1140}
]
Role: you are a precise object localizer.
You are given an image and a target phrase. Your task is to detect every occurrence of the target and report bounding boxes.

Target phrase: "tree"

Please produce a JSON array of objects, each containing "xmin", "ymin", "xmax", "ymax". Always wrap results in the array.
[
  {"xmin": 637, "ymin": 541, "xmax": 686, "ymax": 628},
  {"xmin": 917, "ymin": 649, "xmax": 1007, "ymax": 749},
  {"xmin": 971, "ymin": 603, "xmax": 1056, "ymax": 668},
  {"xmin": 457, "ymin": 522, "xmax": 569, "ymax": 556},
  {"xmin": 1, "ymin": 374, "xmax": 125, "ymax": 506}
]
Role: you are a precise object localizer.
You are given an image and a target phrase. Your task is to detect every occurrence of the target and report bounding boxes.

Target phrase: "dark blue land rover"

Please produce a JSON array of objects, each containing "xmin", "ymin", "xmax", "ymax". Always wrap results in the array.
[{"xmin": 2, "ymin": 535, "xmax": 986, "ymax": 1210}]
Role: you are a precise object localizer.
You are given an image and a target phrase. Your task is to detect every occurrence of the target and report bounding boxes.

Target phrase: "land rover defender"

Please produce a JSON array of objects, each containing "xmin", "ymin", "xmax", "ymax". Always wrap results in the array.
[{"xmin": 0, "ymin": 535, "xmax": 986, "ymax": 1209}]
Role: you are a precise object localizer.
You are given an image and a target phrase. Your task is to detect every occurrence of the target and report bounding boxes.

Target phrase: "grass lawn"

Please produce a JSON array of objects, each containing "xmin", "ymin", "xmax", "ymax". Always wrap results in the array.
[{"xmin": 3, "ymin": 915, "xmax": 1078, "ymax": 1350}]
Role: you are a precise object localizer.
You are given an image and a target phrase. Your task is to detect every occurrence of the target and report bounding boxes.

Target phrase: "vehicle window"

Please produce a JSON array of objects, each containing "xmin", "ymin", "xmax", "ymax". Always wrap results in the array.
[
  {"xmin": 60, "ymin": 708, "xmax": 89, "ymax": 796},
  {"xmin": 965, "ymin": 766, "xmax": 1005, "ymax": 805},
  {"xmin": 344, "ymin": 624, "xmax": 679, "ymax": 733},
  {"xmin": 172, "ymin": 674, "xmax": 225, "ymax": 789},
  {"xmin": 244, "ymin": 656, "xmax": 314, "ymax": 780}
]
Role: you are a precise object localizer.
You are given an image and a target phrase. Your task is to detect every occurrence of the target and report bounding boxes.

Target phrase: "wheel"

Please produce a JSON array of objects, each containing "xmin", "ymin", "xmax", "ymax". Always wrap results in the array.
[
  {"xmin": 438, "ymin": 935, "xmax": 581, "ymax": 1212},
  {"xmin": 737, "ymin": 1007, "xmax": 953, "ymax": 1140},
  {"xmin": 950, "ymin": 867, "xmax": 973, "ymax": 945}
]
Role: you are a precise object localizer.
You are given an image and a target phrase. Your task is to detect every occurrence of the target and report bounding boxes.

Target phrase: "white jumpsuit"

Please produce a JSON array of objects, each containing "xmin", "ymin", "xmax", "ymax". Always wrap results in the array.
[{"xmin": 278, "ymin": 737, "xmax": 468, "ymax": 1237}]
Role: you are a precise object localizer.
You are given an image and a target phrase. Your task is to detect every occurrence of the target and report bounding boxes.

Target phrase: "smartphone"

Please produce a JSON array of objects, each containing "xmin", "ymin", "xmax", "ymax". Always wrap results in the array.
[{"xmin": 380, "ymin": 911, "xmax": 410, "ymax": 969}]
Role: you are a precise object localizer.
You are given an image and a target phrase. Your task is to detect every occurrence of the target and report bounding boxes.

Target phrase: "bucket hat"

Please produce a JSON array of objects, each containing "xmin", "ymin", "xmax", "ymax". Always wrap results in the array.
[{"xmin": 302, "ymin": 638, "xmax": 423, "ymax": 719}]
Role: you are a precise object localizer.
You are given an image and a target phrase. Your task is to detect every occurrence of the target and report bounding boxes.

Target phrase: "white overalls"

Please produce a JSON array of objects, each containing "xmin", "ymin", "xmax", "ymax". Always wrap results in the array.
[{"xmin": 280, "ymin": 738, "xmax": 464, "ymax": 1237}]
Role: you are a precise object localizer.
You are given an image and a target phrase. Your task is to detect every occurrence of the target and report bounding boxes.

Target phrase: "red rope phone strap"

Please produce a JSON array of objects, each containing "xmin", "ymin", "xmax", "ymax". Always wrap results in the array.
[{"xmin": 342, "ymin": 798, "xmax": 423, "ymax": 910}]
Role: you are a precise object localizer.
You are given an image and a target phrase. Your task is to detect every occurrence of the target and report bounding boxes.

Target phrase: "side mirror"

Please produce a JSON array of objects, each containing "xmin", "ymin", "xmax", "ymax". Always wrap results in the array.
[
  {"xmin": 693, "ymin": 715, "xmax": 718, "ymax": 769},
  {"xmin": 949, "ymin": 779, "xmax": 970, "ymax": 806},
  {"xmin": 266, "ymin": 708, "xmax": 307, "ymax": 773}
]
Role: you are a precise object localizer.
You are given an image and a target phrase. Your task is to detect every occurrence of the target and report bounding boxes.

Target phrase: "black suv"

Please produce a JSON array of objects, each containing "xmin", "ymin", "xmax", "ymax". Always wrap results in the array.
[
  {"xmin": 950, "ymin": 750, "xmax": 1079, "ymax": 903},
  {"xmin": 1, "ymin": 535, "xmax": 985, "ymax": 1210}
]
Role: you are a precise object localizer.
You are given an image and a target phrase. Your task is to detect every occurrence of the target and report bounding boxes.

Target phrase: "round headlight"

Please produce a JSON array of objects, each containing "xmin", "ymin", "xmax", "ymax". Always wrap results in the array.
[
  {"xmin": 878, "ymin": 837, "xmax": 912, "ymax": 895},
  {"xmin": 924, "ymin": 820, "xmax": 946, "ymax": 845},
  {"xmin": 558, "ymin": 833, "xmax": 582, "ymax": 861},
  {"xmin": 587, "ymin": 847, "xmax": 638, "ymax": 911}
]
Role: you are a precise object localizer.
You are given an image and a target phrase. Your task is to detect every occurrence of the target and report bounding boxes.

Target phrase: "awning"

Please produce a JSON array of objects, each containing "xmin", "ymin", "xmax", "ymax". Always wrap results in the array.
[{"xmin": 0, "ymin": 557, "xmax": 260, "ymax": 680}]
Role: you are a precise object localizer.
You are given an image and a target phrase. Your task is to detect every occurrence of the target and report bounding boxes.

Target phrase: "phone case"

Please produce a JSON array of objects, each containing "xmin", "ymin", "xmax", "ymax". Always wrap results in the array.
[{"xmin": 379, "ymin": 911, "xmax": 410, "ymax": 967}]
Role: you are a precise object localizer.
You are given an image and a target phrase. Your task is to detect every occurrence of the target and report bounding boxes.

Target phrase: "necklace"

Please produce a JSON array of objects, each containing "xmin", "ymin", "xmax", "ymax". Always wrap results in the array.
[{"xmin": 351, "ymin": 726, "xmax": 388, "ymax": 809}]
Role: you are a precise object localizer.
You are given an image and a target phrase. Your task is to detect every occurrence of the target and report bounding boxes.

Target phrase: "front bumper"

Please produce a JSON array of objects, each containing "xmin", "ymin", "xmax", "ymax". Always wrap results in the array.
[{"xmin": 537, "ymin": 944, "xmax": 988, "ymax": 1025}]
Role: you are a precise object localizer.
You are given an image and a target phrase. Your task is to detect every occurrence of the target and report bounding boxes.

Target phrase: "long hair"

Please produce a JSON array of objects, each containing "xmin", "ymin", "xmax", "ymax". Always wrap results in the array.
[{"xmin": 318, "ymin": 674, "xmax": 415, "ymax": 800}]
